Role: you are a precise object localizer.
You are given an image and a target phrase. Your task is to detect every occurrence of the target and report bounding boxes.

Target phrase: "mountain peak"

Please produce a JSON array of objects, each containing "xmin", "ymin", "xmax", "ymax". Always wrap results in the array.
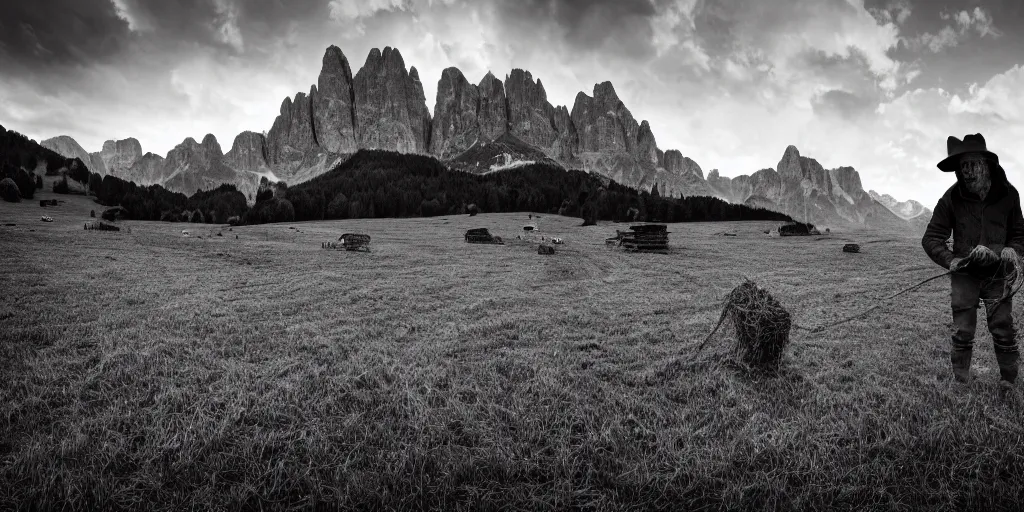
[
  {"xmin": 381, "ymin": 46, "xmax": 405, "ymax": 69},
  {"xmin": 365, "ymin": 47, "xmax": 383, "ymax": 66},
  {"xmin": 321, "ymin": 45, "xmax": 352, "ymax": 75},
  {"xmin": 441, "ymin": 66, "xmax": 465, "ymax": 81},
  {"xmin": 593, "ymin": 81, "xmax": 619, "ymax": 102},
  {"xmin": 353, "ymin": 45, "xmax": 430, "ymax": 153},
  {"xmin": 40, "ymin": 135, "xmax": 90, "ymax": 166},
  {"xmin": 201, "ymin": 134, "xmax": 223, "ymax": 155},
  {"xmin": 314, "ymin": 43, "xmax": 357, "ymax": 154},
  {"xmin": 479, "ymin": 71, "xmax": 502, "ymax": 88},
  {"xmin": 508, "ymin": 68, "xmax": 533, "ymax": 82}
]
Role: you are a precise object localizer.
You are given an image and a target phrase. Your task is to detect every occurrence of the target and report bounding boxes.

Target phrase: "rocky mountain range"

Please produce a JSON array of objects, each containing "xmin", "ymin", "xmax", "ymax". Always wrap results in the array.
[
  {"xmin": 868, "ymin": 191, "xmax": 931, "ymax": 219},
  {"xmin": 40, "ymin": 43, "xmax": 924, "ymax": 229}
]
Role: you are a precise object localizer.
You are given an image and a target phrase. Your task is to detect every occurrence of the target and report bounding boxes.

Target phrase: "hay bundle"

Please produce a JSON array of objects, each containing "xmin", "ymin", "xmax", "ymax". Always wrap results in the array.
[
  {"xmin": 538, "ymin": 244, "xmax": 555, "ymax": 255},
  {"xmin": 702, "ymin": 281, "xmax": 791, "ymax": 370},
  {"xmin": 843, "ymin": 243, "xmax": 860, "ymax": 253}
]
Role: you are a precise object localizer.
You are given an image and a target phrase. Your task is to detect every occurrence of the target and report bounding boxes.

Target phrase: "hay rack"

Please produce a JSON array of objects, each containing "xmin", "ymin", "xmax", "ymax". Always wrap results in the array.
[
  {"xmin": 324, "ymin": 233, "xmax": 371, "ymax": 252},
  {"xmin": 614, "ymin": 224, "xmax": 669, "ymax": 252}
]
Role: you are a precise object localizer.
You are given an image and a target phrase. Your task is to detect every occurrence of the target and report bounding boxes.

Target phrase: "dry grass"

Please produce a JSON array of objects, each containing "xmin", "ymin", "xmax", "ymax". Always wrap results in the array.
[{"xmin": 3, "ymin": 186, "xmax": 1024, "ymax": 510}]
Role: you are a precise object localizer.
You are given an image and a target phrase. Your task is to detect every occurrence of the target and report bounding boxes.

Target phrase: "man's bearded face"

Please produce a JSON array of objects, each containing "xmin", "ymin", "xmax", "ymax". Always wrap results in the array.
[{"xmin": 959, "ymin": 153, "xmax": 992, "ymax": 197}]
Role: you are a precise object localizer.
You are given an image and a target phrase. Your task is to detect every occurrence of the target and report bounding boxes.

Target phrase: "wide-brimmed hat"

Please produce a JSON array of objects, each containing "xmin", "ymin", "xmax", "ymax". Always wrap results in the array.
[{"xmin": 937, "ymin": 133, "xmax": 1000, "ymax": 173}]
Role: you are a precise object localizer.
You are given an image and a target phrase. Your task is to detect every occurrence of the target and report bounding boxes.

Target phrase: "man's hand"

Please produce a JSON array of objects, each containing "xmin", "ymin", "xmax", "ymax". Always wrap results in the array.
[
  {"xmin": 1002, "ymin": 247, "xmax": 1020, "ymax": 267},
  {"xmin": 970, "ymin": 245, "xmax": 1000, "ymax": 267},
  {"xmin": 950, "ymin": 257, "xmax": 964, "ymax": 271}
]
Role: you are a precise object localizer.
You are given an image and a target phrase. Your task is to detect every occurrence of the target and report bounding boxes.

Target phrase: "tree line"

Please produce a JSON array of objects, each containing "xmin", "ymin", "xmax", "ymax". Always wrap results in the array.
[
  {"xmin": 1, "ymin": 123, "xmax": 791, "ymax": 225},
  {"xmin": 243, "ymin": 150, "xmax": 792, "ymax": 225},
  {"xmin": 0, "ymin": 124, "xmax": 247, "ymax": 221}
]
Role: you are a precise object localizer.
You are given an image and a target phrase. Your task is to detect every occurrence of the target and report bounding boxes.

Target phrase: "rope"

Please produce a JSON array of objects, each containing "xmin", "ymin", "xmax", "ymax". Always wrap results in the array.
[
  {"xmin": 790, "ymin": 253, "xmax": 1024, "ymax": 334},
  {"xmin": 698, "ymin": 304, "xmax": 731, "ymax": 351},
  {"xmin": 699, "ymin": 251, "xmax": 1024, "ymax": 346},
  {"xmin": 791, "ymin": 271, "xmax": 950, "ymax": 333}
]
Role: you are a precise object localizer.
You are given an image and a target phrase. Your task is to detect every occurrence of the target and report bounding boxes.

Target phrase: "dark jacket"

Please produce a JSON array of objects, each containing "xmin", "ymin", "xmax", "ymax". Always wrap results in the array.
[{"xmin": 922, "ymin": 164, "xmax": 1024, "ymax": 270}]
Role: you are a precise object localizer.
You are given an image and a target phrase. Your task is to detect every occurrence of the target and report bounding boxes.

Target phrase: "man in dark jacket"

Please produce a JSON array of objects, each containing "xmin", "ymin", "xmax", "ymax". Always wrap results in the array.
[{"xmin": 922, "ymin": 134, "xmax": 1024, "ymax": 390}]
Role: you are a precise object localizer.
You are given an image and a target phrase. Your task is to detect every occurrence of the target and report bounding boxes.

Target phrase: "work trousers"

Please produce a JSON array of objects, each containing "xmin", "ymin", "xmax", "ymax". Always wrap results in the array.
[{"xmin": 950, "ymin": 272, "xmax": 1018, "ymax": 354}]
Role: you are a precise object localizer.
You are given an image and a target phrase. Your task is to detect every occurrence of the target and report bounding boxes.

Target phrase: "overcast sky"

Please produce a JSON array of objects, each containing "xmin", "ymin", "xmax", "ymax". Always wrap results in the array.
[{"xmin": 1, "ymin": 0, "xmax": 1022, "ymax": 205}]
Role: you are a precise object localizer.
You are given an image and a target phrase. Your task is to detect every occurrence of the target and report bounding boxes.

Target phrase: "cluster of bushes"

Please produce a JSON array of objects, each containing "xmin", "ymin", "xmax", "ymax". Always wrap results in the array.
[
  {"xmin": 1, "ymin": 161, "xmax": 37, "ymax": 202},
  {"xmin": 0, "ymin": 178, "xmax": 20, "ymax": 202}
]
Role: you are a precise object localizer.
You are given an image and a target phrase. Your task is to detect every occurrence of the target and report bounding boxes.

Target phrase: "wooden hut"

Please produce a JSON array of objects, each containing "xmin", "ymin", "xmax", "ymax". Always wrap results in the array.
[{"xmin": 617, "ymin": 224, "xmax": 669, "ymax": 252}]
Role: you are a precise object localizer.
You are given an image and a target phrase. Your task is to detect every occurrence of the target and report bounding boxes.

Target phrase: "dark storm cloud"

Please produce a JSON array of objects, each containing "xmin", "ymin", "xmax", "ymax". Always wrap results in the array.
[
  {"xmin": 0, "ymin": 0, "xmax": 132, "ymax": 70},
  {"xmin": 690, "ymin": 0, "xmax": 744, "ymax": 56},
  {"xmin": 117, "ymin": 0, "xmax": 329, "ymax": 49},
  {"xmin": 0, "ymin": 0, "xmax": 333, "ymax": 76},
  {"xmin": 495, "ymin": 0, "xmax": 660, "ymax": 59}
]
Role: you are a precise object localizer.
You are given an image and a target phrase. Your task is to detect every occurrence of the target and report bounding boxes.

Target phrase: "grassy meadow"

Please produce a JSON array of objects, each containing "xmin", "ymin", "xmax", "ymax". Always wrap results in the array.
[{"xmin": 3, "ymin": 185, "xmax": 1024, "ymax": 510}]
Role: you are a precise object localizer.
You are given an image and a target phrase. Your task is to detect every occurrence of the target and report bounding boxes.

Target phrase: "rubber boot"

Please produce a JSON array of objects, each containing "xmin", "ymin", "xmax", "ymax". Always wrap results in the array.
[
  {"xmin": 995, "ymin": 351, "xmax": 1019, "ymax": 384},
  {"xmin": 951, "ymin": 348, "xmax": 973, "ymax": 383}
]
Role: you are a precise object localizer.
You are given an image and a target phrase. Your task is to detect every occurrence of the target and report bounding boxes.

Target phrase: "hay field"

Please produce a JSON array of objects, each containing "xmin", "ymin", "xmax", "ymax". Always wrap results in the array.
[{"xmin": 3, "ymin": 187, "xmax": 1024, "ymax": 510}]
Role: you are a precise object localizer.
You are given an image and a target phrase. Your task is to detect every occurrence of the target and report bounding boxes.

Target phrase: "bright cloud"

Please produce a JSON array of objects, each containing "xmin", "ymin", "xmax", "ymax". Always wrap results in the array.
[{"xmin": 4, "ymin": 0, "xmax": 1023, "ymax": 207}]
